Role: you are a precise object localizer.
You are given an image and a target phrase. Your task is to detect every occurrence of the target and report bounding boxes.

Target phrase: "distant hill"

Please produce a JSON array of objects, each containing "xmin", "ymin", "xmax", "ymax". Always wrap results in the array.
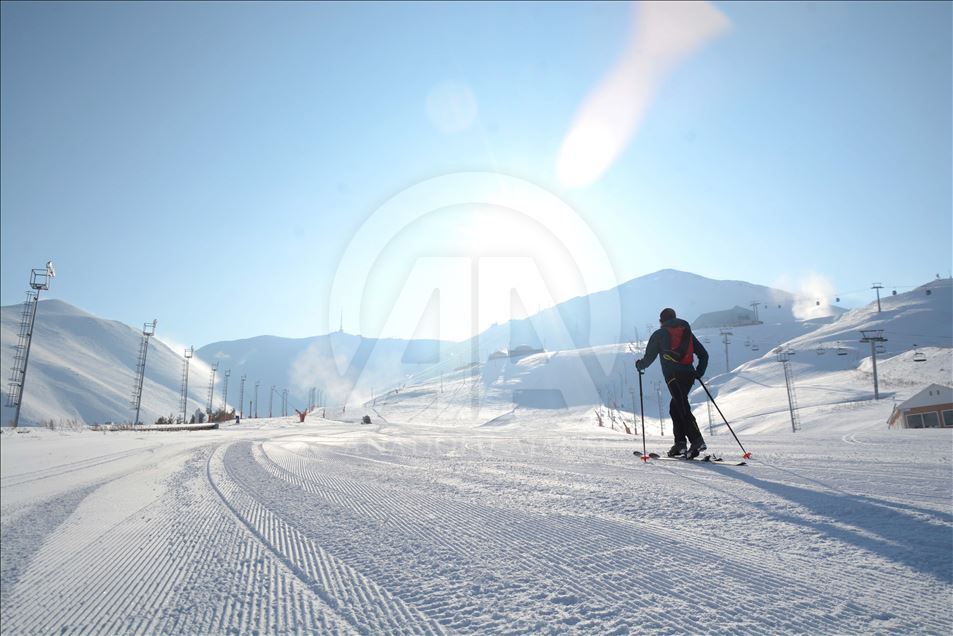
[
  {"xmin": 0, "ymin": 300, "xmax": 212, "ymax": 426},
  {"xmin": 0, "ymin": 269, "xmax": 882, "ymax": 427},
  {"xmin": 194, "ymin": 331, "xmax": 454, "ymax": 413}
]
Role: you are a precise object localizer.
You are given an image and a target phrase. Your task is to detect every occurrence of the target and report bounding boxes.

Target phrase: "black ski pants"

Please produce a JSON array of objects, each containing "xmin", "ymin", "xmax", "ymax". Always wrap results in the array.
[{"xmin": 665, "ymin": 369, "xmax": 703, "ymax": 446}]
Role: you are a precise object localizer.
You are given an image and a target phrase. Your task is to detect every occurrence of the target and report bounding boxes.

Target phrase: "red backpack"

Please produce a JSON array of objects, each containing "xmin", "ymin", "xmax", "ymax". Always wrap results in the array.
[{"xmin": 662, "ymin": 325, "xmax": 694, "ymax": 365}]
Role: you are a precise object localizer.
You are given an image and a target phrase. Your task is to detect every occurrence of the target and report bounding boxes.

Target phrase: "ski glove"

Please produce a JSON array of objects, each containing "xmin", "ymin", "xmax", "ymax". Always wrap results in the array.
[{"xmin": 635, "ymin": 358, "xmax": 646, "ymax": 371}]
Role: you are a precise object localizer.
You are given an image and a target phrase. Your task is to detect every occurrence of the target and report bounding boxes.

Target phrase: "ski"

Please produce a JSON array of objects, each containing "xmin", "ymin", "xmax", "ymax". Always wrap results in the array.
[{"xmin": 633, "ymin": 451, "xmax": 747, "ymax": 466}]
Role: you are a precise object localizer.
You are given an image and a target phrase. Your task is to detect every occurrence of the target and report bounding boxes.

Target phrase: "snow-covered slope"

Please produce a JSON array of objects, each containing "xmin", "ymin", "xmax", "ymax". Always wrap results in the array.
[
  {"xmin": 0, "ymin": 300, "xmax": 213, "ymax": 426},
  {"xmin": 695, "ymin": 277, "xmax": 952, "ymax": 434},
  {"xmin": 372, "ymin": 278, "xmax": 951, "ymax": 436},
  {"xmin": 2, "ymin": 417, "xmax": 950, "ymax": 633}
]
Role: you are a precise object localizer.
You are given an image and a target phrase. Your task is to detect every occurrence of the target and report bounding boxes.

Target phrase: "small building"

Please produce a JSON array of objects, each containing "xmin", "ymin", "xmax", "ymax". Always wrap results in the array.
[
  {"xmin": 692, "ymin": 306, "xmax": 762, "ymax": 330},
  {"xmin": 887, "ymin": 384, "xmax": 953, "ymax": 429},
  {"xmin": 509, "ymin": 344, "xmax": 544, "ymax": 359}
]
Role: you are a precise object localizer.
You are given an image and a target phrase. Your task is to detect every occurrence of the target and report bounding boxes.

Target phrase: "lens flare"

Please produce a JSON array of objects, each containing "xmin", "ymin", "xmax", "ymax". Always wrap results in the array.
[{"xmin": 557, "ymin": 1, "xmax": 731, "ymax": 188}]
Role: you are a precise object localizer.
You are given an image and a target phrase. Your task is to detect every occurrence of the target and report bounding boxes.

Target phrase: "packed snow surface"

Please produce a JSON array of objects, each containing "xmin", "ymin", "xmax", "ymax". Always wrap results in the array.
[{"xmin": 2, "ymin": 411, "xmax": 950, "ymax": 634}]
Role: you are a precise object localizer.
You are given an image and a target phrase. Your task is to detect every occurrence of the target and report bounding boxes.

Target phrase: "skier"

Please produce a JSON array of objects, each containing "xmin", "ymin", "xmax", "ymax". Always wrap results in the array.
[{"xmin": 636, "ymin": 308, "xmax": 710, "ymax": 458}]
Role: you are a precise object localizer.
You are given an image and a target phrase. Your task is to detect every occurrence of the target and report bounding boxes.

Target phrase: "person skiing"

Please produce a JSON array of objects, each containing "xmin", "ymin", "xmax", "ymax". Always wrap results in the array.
[{"xmin": 636, "ymin": 307, "xmax": 710, "ymax": 458}]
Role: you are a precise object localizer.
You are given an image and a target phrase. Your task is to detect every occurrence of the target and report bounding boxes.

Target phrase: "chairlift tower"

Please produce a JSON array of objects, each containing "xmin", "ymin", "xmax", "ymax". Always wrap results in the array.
[
  {"xmin": 282, "ymin": 388, "xmax": 288, "ymax": 416},
  {"xmin": 720, "ymin": 330, "xmax": 734, "ymax": 373},
  {"xmin": 269, "ymin": 385, "xmax": 275, "ymax": 418},
  {"xmin": 254, "ymin": 380, "xmax": 260, "ymax": 418},
  {"xmin": 749, "ymin": 302, "xmax": 761, "ymax": 322},
  {"xmin": 238, "ymin": 374, "xmax": 246, "ymax": 417},
  {"xmin": 871, "ymin": 283, "xmax": 884, "ymax": 313},
  {"xmin": 6, "ymin": 261, "xmax": 55, "ymax": 428},
  {"xmin": 776, "ymin": 348, "xmax": 801, "ymax": 433},
  {"xmin": 179, "ymin": 347, "xmax": 193, "ymax": 423},
  {"xmin": 130, "ymin": 319, "xmax": 157, "ymax": 425},
  {"xmin": 221, "ymin": 369, "xmax": 230, "ymax": 414},
  {"xmin": 859, "ymin": 329, "xmax": 888, "ymax": 399},
  {"xmin": 206, "ymin": 362, "xmax": 218, "ymax": 416}
]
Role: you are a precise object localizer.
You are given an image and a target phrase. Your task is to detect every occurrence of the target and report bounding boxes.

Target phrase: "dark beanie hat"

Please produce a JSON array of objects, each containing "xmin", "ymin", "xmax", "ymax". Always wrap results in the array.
[{"xmin": 660, "ymin": 308, "xmax": 677, "ymax": 322}]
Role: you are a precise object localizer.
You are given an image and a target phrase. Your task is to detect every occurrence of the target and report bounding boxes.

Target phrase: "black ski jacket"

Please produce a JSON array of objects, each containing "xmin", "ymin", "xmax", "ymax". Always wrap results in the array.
[{"xmin": 640, "ymin": 318, "xmax": 709, "ymax": 378}]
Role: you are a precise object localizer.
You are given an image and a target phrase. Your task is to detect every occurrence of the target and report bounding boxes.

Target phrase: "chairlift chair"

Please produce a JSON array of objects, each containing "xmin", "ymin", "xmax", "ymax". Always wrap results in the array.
[{"xmin": 913, "ymin": 345, "xmax": 927, "ymax": 363}]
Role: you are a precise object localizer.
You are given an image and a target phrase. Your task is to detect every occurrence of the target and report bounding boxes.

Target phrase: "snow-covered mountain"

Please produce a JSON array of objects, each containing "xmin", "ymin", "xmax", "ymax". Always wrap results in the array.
[
  {"xmin": 449, "ymin": 268, "xmax": 844, "ymax": 364},
  {"xmin": 371, "ymin": 277, "xmax": 951, "ymax": 435},
  {"xmin": 0, "ymin": 300, "xmax": 213, "ymax": 426},
  {"xmin": 195, "ymin": 332, "xmax": 453, "ymax": 414},
  {"xmin": 197, "ymin": 269, "xmax": 837, "ymax": 408},
  {"xmin": 2, "ymin": 271, "xmax": 946, "ymax": 428}
]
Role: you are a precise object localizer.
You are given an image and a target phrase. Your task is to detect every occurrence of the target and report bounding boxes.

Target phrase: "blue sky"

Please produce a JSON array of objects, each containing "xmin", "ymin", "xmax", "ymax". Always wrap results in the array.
[{"xmin": 2, "ymin": 1, "xmax": 950, "ymax": 346}]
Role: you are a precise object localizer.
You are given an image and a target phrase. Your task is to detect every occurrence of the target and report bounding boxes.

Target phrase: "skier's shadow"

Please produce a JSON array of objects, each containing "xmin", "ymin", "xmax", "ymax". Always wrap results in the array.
[{"xmin": 721, "ymin": 468, "xmax": 953, "ymax": 584}]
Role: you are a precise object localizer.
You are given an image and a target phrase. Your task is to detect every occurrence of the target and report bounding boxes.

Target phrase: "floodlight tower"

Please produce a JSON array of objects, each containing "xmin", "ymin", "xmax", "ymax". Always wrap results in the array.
[
  {"xmin": 859, "ymin": 329, "xmax": 888, "ymax": 399},
  {"xmin": 720, "ymin": 330, "xmax": 734, "ymax": 373},
  {"xmin": 179, "ymin": 347, "xmax": 194, "ymax": 423},
  {"xmin": 130, "ymin": 319, "xmax": 157, "ymax": 425},
  {"xmin": 221, "ymin": 369, "xmax": 231, "ymax": 414},
  {"xmin": 6, "ymin": 261, "xmax": 55, "ymax": 428},
  {"xmin": 269, "ymin": 385, "xmax": 275, "ymax": 418},
  {"xmin": 775, "ymin": 348, "xmax": 801, "ymax": 433},
  {"xmin": 254, "ymin": 381, "xmax": 260, "ymax": 418},
  {"xmin": 206, "ymin": 362, "xmax": 219, "ymax": 416},
  {"xmin": 282, "ymin": 388, "xmax": 288, "ymax": 416},
  {"xmin": 238, "ymin": 374, "xmax": 246, "ymax": 417}
]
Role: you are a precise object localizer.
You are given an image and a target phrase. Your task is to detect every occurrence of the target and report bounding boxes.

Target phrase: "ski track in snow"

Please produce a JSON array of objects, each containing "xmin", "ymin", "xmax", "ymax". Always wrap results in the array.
[{"xmin": 1, "ymin": 423, "xmax": 951, "ymax": 635}]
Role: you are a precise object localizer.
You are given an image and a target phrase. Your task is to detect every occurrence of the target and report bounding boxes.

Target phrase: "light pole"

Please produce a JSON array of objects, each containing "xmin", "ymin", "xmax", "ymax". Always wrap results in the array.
[
  {"xmin": 206, "ymin": 362, "xmax": 218, "ymax": 416},
  {"xmin": 775, "ymin": 348, "xmax": 800, "ymax": 432},
  {"xmin": 6, "ymin": 261, "xmax": 55, "ymax": 428},
  {"xmin": 238, "ymin": 374, "xmax": 246, "ymax": 417},
  {"xmin": 254, "ymin": 381, "xmax": 260, "ymax": 418},
  {"xmin": 131, "ymin": 319, "xmax": 157, "ymax": 425},
  {"xmin": 269, "ymin": 385, "xmax": 275, "ymax": 418},
  {"xmin": 222, "ymin": 369, "xmax": 230, "ymax": 415},
  {"xmin": 180, "ymin": 347, "xmax": 193, "ymax": 423}
]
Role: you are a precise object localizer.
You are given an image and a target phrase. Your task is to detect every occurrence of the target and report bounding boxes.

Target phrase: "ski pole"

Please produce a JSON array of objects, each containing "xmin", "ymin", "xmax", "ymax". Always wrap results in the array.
[
  {"xmin": 697, "ymin": 377, "xmax": 751, "ymax": 459},
  {"xmin": 638, "ymin": 368, "xmax": 649, "ymax": 462}
]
